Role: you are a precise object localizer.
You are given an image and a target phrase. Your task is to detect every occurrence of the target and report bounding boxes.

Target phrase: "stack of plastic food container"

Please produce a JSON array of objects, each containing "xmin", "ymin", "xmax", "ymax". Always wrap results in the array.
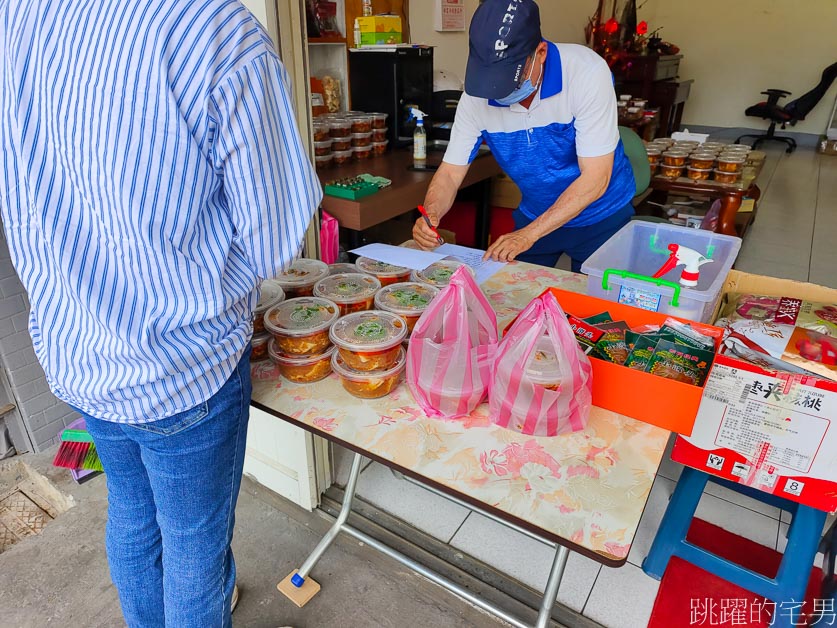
[
  {"xmin": 313, "ymin": 273, "xmax": 381, "ymax": 316},
  {"xmin": 355, "ymin": 257, "xmax": 412, "ymax": 286},
  {"xmin": 264, "ymin": 296, "xmax": 340, "ymax": 383},
  {"xmin": 645, "ymin": 138, "xmax": 751, "ymax": 184},
  {"xmin": 329, "ymin": 311, "xmax": 408, "ymax": 398},
  {"xmin": 374, "ymin": 282, "xmax": 439, "ymax": 334},
  {"xmin": 273, "ymin": 259, "xmax": 330, "ymax": 299},
  {"xmin": 251, "ymin": 280, "xmax": 286, "ymax": 361}
]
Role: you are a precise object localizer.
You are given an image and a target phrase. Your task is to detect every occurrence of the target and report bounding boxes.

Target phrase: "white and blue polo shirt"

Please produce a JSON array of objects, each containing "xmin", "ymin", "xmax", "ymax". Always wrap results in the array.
[{"xmin": 444, "ymin": 41, "xmax": 635, "ymax": 228}]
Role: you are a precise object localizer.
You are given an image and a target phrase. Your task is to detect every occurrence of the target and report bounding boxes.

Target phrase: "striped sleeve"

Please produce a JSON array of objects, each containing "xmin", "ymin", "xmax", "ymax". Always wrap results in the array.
[{"xmin": 209, "ymin": 52, "xmax": 322, "ymax": 281}]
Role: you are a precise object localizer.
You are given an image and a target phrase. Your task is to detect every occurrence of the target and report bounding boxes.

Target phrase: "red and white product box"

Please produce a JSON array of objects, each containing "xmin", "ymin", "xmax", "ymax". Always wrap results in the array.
[{"xmin": 672, "ymin": 353, "xmax": 837, "ymax": 513}]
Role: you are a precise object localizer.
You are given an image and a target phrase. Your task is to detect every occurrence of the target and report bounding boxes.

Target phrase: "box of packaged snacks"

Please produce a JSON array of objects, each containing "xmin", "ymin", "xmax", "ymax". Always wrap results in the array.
[{"xmin": 516, "ymin": 288, "xmax": 725, "ymax": 435}]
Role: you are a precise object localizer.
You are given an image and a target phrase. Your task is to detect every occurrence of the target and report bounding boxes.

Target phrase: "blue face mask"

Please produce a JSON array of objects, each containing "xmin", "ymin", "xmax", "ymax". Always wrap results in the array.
[{"xmin": 496, "ymin": 59, "xmax": 540, "ymax": 106}]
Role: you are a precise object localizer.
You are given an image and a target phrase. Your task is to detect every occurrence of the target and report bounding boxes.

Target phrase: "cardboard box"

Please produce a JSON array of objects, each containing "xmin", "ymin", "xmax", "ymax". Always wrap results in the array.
[
  {"xmin": 357, "ymin": 15, "xmax": 402, "ymax": 33},
  {"xmin": 818, "ymin": 135, "xmax": 837, "ymax": 156},
  {"xmin": 490, "ymin": 172, "xmax": 522, "ymax": 209},
  {"xmin": 543, "ymin": 288, "xmax": 724, "ymax": 435},
  {"xmin": 673, "ymin": 270, "xmax": 837, "ymax": 512}
]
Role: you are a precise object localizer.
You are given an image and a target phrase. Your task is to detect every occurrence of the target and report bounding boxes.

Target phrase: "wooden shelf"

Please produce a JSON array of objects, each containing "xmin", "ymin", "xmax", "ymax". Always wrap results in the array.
[{"xmin": 309, "ymin": 36, "xmax": 347, "ymax": 45}]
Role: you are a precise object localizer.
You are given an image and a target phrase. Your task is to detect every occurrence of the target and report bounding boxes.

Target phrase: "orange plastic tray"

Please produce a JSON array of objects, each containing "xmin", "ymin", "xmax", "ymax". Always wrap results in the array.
[{"xmin": 534, "ymin": 288, "xmax": 723, "ymax": 435}]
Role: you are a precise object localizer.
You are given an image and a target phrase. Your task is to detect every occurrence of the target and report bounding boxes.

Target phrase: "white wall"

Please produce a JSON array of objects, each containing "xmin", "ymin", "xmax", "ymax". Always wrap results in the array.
[
  {"xmin": 239, "ymin": 0, "xmax": 270, "ymax": 29},
  {"xmin": 410, "ymin": 1, "xmax": 837, "ymax": 135}
]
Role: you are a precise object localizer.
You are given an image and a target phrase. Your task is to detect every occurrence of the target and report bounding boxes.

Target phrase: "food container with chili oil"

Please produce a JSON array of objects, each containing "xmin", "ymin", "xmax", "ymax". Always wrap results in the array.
[
  {"xmin": 333, "ymin": 149, "xmax": 353, "ymax": 166},
  {"xmin": 660, "ymin": 164, "xmax": 684, "ymax": 179},
  {"xmin": 348, "ymin": 114, "xmax": 373, "ymax": 134},
  {"xmin": 372, "ymin": 127, "xmax": 388, "ymax": 143},
  {"xmin": 314, "ymin": 139, "xmax": 333, "ymax": 156},
  {"xmin": 332, "ymin": 347, "xmax": 406, "ymax": 399},
  {"xmin": 371, "ymin": 141, "xmax": 389, "ymax": 156},
  {"xmin": 689, "ymin": 153, "xmax": 716, "ymax": 169},
  {"xmin": 356, "ymin": 257, "xmax": 412, "ymax": 286},
  {"xmin": 331, "ymin": 137, "xmax": 352, "ymax": 151},
  {"xmin": 662, "ymin": 150, "xmax": 689, "ymax": 167},
  {"xmin": 264, "ymin": 296, "xmax": 339, "ymax": 356},
  {"xmin": 353, "ymin": 145, "xmax": 373, "ymax": 160},
  {"xmin": 328, "ymin": 118, "xmax": 352, "ymax": 138},
  {"xmin": 686, "ymin": 166, "xmax": 713, "ymax": 181},
  {"xmin": 713, "ymin": 169, "xmax": 740, "ymax": 184},
  {"xmin": 717, "ymin": 155, "xmax": 745, "ymax": 173},
  {"xmin": 250, "ymin": 333, "xmax": 271, "ymax": 362},
  {"xmin": 329, "ymin": 310, "xmax": 408, "ymax": 372},
  {"xmin": 374, "ymin": 282, "xmax": 439, "ymax": 334},
  {"xmin": 273, "ymin": 258, "xmax": 329, "ymax": 298},
  {"xmin": 269, "ymin": 340, "xmax": 334, "ymax": 383},
  {"xmin": 370, "ymin": 112, "xmax": 388, "ymax": 129},
  {"xmin": 253, "ymin": 279, "xmax": 285, "ymax": 334},
  {"xmin": 313, "ymin": 121, "xmax": 330, "ymax": 142},
  {"xmin": 313, "ymin": 273, "xmax": 381, "ymax": 316},
  {"xmin": 411, "ymin": 260, "xmax": 470, "ymax": 288}
]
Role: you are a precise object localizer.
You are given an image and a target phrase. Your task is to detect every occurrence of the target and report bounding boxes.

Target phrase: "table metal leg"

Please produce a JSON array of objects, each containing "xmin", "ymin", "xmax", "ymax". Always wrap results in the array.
[
  {"xmin": 475, "ymin": 179, "xmax": 492, "ymax": 249},
  {"xmin": 535, "ymin": 546, "xmax": 570, "ymax": 628},
  {"xmin": 295, "ymin": 452, "xmax": 365, "ymax": 583}
]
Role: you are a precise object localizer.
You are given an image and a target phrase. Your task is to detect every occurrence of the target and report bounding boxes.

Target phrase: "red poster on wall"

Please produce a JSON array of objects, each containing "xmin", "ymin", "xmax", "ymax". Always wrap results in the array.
[{"xmin": 434, "ymin": 0, "xmax": 465, "ymax": 32}]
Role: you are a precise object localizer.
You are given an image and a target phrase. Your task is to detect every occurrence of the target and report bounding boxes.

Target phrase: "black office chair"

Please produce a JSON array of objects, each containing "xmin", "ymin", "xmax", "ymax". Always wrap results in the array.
[{"xmin": 736, "ymin": 89, "xmax": 797, "ymax": 154}]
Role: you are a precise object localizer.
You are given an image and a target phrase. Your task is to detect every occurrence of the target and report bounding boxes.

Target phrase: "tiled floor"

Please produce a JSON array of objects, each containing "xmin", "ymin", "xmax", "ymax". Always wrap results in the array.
[{"xmin": 330, "ymin": 143, "xmax": 837, "ymax": 628}]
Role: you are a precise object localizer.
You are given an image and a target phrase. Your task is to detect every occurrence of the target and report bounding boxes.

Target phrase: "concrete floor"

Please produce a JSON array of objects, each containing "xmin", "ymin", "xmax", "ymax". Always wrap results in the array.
[{"xmin": 0, "ymin": 452, "xmax": 504, "ymax": 628}]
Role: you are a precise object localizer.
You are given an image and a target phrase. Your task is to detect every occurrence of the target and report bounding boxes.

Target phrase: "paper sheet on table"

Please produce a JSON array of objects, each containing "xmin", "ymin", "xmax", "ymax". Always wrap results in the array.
[
  {"xmin": 435, "ymin": 243, "xmax": 506, "ymax": 284},
  {"xmin": 350, "ymin": 243, "xmax": 446, "ymax": 271}
]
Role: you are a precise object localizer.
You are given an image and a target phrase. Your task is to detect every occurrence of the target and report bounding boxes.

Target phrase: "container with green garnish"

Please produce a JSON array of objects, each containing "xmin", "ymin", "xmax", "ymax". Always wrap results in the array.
[{"xmin": 374, "ymin": 282, "xmax": 440, "ymax": 334}]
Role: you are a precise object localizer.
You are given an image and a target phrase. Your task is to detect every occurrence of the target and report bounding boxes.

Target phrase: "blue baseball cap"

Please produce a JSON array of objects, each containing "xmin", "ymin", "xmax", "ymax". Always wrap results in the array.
[{"xmin": 464, "ymin": 0, "xmax": 543, "ymax": 100}]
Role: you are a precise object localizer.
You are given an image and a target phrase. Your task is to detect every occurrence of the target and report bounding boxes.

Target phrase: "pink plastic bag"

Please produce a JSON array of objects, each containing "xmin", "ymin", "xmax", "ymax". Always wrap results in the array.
[
  {"xmin": 489, "ymin": 291, "xmax": 593, "ymax": 436},
  {"xmin": 320, "ymin": 211, "xmax": 339, "ymax": 264},
  {"xmin": 407, "ymin": 267, "xmax": 498, "ymax": 419}
]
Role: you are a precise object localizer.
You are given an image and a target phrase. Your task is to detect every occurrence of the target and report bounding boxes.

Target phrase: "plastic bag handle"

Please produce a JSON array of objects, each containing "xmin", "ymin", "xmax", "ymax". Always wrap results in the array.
[{"xmin": 602, "ymin": 269, "xmax": 681, "ymax": 307}]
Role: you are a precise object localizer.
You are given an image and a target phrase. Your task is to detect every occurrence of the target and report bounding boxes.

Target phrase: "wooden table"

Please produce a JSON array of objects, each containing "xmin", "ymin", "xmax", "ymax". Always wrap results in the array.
[
  {"xmin": 649, "ymin": 151, "xmax": 766, "ymax": 237},
  {"xmin": 317, "ymin": 148, "xmax": 502, "ymax": 247},
  {"xmin": 252, "ymin": 263, "xmax": 670, "ymax": 627}
]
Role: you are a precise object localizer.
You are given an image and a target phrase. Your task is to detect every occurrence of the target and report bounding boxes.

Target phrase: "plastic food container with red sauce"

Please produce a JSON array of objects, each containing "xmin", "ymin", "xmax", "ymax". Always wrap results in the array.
[
  {"xmin": 264, "ymin": 296, "xmax": 339, "ymax": 357},
  {"xmin": 411, "ymin": 260, "xmax": 470, "ymax": 288},
  {"xmin": 353, "ymin": 146, "xmax": 372, "ymax": 160},
  {"xmin": 331, "ymin": 137, "xmax": 352, "ymax": 151},
  {"xmin": 273, "ymin": 258, "xmax": 329, "ymax": 298},
  {"xmin": 313, "ymin": 273, "xmax": 381, "ymax": 316},
  {"xmin": 660, "ymin": 164, "xmax": 684, "ymax": 179},
  {"xmin": 313, "ymin": 121, "xmax": 330, "ymax": 142},
  {"xmin": 333, "ymin": 150, "xmax": 353, "ymax": 166},
  {"xmin": 524, "ymin": 336, "xmax": 563, "ymax": 391},
  {"xmin": 662, "ymin": 151, "xmax": 689, "ymax": 167},
  {"xmin": 348, "ymin": 115, "xmax": 373, "ymax": 134},
  {"xmin": 370, "ymin": 112, "xmax": 388, "ymax": 129},
  {"xmin": 332, "ymin": 347, "xmax": 406, "ymax": 399},
  {"xmin": 356, "ymin": 257, "xmax": 412, "ymax": 286},
  {"xmin": 371, "ymin": 141, "xmax": 389, "ymax": 156},
  {"xmin": 717, "ymin": 155, "xmax": 745, "ymax": 173},
  {"xmin": 253, "ymin": 280, "xmax": 285, "ymax": 334},
  {"xmin": 646, "ymin": 147, "xmax": 661, "ymax": 165},
  {"xmin": 372, "ymin": 128, "xmax": 389, "ymax": 143},
  {"xmin": 351, "ymin": 132, "xmax": 373, "ymax": 147},
  {"xmin": 329, "ymin": 119, "xmax": 352, "ymax": 138},
  {"xmin": 714, "ymin": 169, "xmax": 740, "ymax": 184},
  {"xmin": 314, "ymin": 139, "xmax": 333, "ymax": 156},
  {"xmin": 251, "ymin": 333, "xmax": 271, "ymax": 362},
  {"xmin": 269, "ymin": 340, "xmax": 334, "ymax": 383},
  {"xmin": 329, "ymin": 310, "xmax": 408, "ymax": 372},
  {"xmin": 374, "ymin": 282, "xmax": 439, "ymax": 334},
  {"xmin": 686, "ymin": 166, "xmax": 713, "ymax": 181},
  {"xmin": 315, "ymin": 154, "xmax": 333, "ymax": 169},
  {"xmin": 689, "ymin": 153, "xmax": 716, "ymax": 169}
]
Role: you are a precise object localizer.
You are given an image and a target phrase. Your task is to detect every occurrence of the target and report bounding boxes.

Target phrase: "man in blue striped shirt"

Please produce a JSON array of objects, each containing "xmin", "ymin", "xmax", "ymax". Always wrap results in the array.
[{"xmin": 0, "ymin": 1, "xmax": 321, "ymax": 626}]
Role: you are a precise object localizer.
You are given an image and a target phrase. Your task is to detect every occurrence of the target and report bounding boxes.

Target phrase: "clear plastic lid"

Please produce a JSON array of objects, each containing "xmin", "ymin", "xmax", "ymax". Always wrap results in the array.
[
  {"xmin": 353, "ymin": 145, "xmax": 373, "ymax": 154},
  {"xmin": 255, "ymin": 280, "xmax": 286, "ymax": 315},
  {"xmin": 351, "ymin": 132, "xmax": 373, "ymax": 139},
  {"xmin": 370, "ymin": 112, "xmax": 389, "ymax": 120},
  {"xmin": 374, "ymin": 282, "xmax": 439, "ymax": 315},
  {"xmin": 328, "ymin": 119, "xmax": 353, "ymax": 129},
  {"xmin": 663, "ymin": 149, "xmax": 689, "ymax": 156},
  {"xmin": 252, "ymin": 332, "xmax": 271, "ymax": 348},
  {"xmin": 645, "ymin": 147, "xmax": 662, "ymax": 156},
  {"xmin": 313, "ymin": 273, "xmax": 381, "ymax": 304},
  {"xmin": 329, "ymin": 310, "xmax": 407, "ymax": 352},
  {"xmin": 314, "ymin": 139, "xmax": 333, "ymax": 147},
  {"xmin": 717, "ymin": 154, "xmax": 746, "ymax": 163},
  {"xmin": 525, "ymin": 336, "xmax": 562, "ymax": 385},
  {"xmin": 329, "ymin": 262, "xmax": 358, "ymax": 275},
  {"xmin": 269, "ymin": 340, "xmax": 335, "ymax": 366},
  {"xmin": 356, "ymin": 257, "xmax": 410, "ymax": 278},
  {"xmin": 411, "ymin": 260, "xmax": 469, "ymax": 287},
  {"xmin": 273, "ymin": 259, "xmax": 329, "ymax": 289},
  {"xmin": 332, "ymin": 346, "xmax": 406, "ymax": 381},
  {"xmin": 264, "ymin": 297, "xmax": 339, "ymax": 338}
]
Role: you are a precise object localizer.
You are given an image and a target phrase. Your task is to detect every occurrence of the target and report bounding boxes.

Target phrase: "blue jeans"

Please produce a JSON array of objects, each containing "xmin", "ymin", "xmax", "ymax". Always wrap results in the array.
[
  {"xmin": 515, "ymin": 204, "xmax": 635, "ymax": 272},
  {"xmin": 80, "ymin": 349, "xmax": 251, "ymax": 628}
]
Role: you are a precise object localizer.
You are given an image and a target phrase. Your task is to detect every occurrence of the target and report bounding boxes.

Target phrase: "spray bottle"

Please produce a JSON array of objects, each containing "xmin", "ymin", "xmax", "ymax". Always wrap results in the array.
[{"xmin": 410, "ymin": 108, "xmax": 427, "ymax": 163}]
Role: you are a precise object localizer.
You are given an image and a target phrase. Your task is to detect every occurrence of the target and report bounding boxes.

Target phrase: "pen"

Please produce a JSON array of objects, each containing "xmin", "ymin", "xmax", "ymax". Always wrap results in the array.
[{"xmin": 418, "ymin": 205, "xmax": 444, "ymax": 246}]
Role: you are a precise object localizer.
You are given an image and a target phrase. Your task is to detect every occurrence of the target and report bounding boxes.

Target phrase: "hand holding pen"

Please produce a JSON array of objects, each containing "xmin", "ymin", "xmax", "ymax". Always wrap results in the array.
[{"xmin": 415, "ymin": 205, "xmax": 445, "ymax": 248}]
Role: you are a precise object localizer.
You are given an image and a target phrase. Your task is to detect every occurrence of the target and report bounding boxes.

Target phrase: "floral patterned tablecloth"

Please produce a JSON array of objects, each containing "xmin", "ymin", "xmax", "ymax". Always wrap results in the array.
[{"xmin": 251, "ymin": 262, "xmax": 670, "ymax": 565}]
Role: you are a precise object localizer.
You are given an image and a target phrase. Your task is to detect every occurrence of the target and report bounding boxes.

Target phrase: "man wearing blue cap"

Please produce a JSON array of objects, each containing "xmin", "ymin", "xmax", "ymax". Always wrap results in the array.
[{"xmin": 413, "ymin": 0, "xmax": 636, "ymax": 271}]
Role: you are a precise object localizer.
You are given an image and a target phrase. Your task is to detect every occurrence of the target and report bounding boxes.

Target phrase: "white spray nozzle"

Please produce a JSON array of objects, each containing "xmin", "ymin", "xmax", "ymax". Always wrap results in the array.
[{"xmin": 409, "ymin": 108, "xmax": 427, "ymax": 124}]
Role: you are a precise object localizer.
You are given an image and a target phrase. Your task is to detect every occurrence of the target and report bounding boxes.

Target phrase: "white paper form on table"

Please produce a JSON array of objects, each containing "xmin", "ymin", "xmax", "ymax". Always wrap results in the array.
[
  {"xmin": 350, "ymin": 243, "xmax": 447, "ymax": 271},
  {"xmin": 435, "ymin": 243, "xmax": 506, "ymax": 284}
]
